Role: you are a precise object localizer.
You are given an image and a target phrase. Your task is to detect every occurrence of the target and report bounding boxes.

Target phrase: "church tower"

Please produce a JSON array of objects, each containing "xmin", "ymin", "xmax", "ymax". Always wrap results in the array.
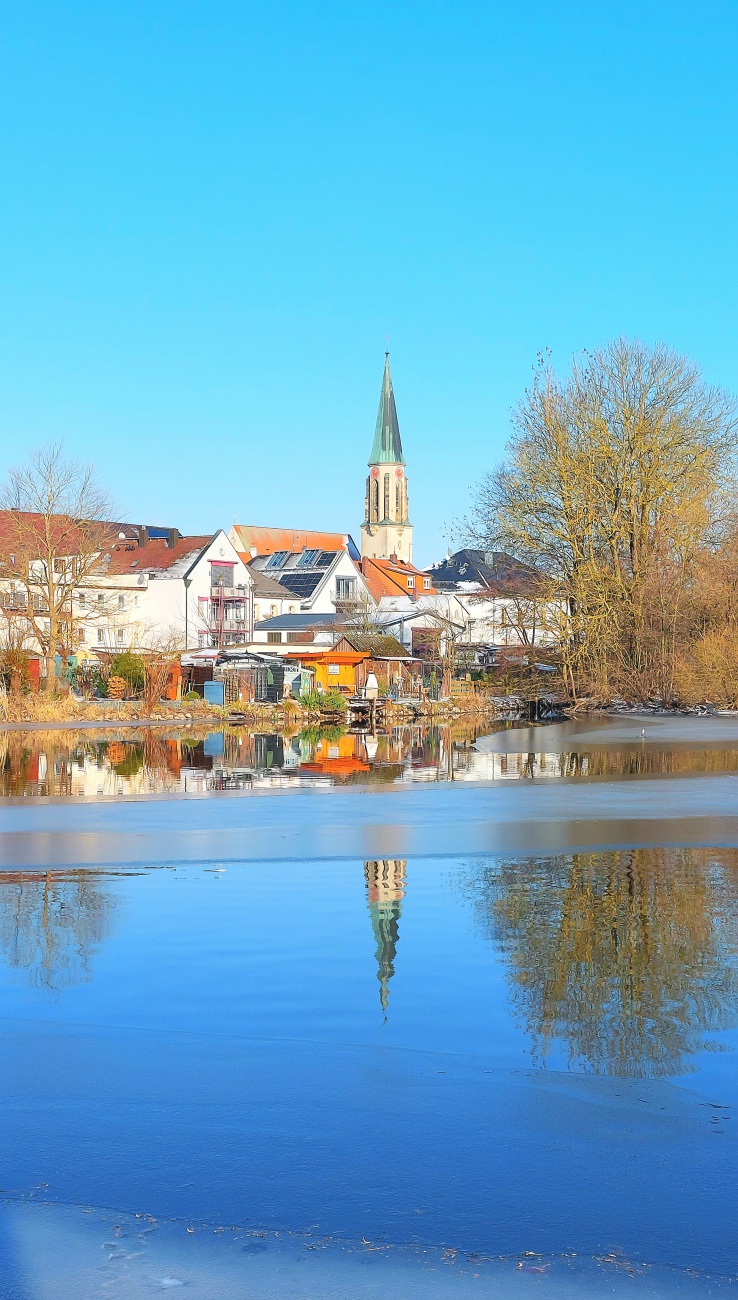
[{"xmin": 361, "ymin": 354, "xmax": 412, "ymax": 564}]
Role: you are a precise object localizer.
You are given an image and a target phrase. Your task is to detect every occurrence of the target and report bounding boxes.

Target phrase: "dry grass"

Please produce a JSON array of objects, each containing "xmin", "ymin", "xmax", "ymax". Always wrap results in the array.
[{"xmin": 0, "ymin": 693, "xmax": 221, "ymax": 726}]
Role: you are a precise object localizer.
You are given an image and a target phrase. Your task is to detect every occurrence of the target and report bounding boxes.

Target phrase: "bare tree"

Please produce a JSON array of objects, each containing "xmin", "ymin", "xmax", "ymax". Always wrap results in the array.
[
  {"xmin": 470, "ymin": 340, "xmax": 738, "ymax": 701},
  {"xmin": 0, "ymin": 612, "xmax": 34, "ymax": 697},
  {"xmin": 132, "ymin": 628, "xmax": 185, "ymax": 713},
  {"xmin": 0, "ymin": 444, "xmax": 117, "ymax": 687}
]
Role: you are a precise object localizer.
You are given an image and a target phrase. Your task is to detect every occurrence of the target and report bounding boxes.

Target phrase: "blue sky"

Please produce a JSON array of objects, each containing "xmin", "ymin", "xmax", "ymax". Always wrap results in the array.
[{"xmin": 1, "ymin": 2, "xmax": 737, "ymax": 564}]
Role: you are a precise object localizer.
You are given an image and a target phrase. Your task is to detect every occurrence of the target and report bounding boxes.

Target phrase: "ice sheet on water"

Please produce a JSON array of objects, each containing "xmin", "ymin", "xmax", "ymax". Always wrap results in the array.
[
  {"xmin": 475, "ymin": 715, "xmax": 738, "ymax": 752},
  {"xmin": 0, "ymin": 1200, "xmax": 732, "ymax": 1299}
]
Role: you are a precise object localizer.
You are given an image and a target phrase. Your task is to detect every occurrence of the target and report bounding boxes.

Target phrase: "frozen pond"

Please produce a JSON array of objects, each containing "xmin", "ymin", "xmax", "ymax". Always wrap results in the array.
[{"xmin": 1, "ymin": 717, "xmax": 738, "ymax": 1295}]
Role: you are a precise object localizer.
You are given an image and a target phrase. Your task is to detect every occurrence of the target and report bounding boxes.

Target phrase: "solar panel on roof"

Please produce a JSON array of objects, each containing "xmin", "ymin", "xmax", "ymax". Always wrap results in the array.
[
  {"xmin": 317, "ymin": 551, "xmax": 337, "ymax": 567},
  {"xmin": 277, "ymin": 573, "xmax": 323, "ymax": 597}
]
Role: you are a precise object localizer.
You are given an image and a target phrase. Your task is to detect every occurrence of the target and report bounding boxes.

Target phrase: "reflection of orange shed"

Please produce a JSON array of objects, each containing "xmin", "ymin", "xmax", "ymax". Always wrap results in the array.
[
  {"xmin": 301, "ymin": 733, "xmax": 370, "ymax": 776},
  {"xmin": 283, "ymin": 650, "xmax": 366, "ymax": 695}
]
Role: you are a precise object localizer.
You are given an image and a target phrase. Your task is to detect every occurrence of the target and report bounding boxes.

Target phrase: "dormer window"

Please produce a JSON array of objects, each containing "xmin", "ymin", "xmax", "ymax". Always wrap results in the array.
[
  {"xmin": 407, "ymin": 576, "xmax": 415, "ymax": 589},
  {"xmin": 423, "ymin": 577, "xmax": 431, "ymax": 589}
]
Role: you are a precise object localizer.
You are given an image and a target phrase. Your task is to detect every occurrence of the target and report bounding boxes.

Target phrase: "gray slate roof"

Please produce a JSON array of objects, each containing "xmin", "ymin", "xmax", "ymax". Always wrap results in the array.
[
  {"xmin": 338, "ymin": 633, "xmax": 410, "ymax": 658},
  {"xmin": 428, "ymin": 549, "xmax": 542, "ymax": 594},
  {"xmin": 254, "ymin": 613, "xmax": 339, "ymax": 630}
]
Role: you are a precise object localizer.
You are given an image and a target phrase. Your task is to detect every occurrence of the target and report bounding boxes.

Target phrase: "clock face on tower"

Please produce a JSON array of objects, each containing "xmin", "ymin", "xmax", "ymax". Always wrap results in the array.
[
  {"xmin": 371, "ymin": 467, "xmax": 379, "ymax": 478},
  {"xmin": 395, "ymin": 468, "xmax": 404, "ymax": 478}
]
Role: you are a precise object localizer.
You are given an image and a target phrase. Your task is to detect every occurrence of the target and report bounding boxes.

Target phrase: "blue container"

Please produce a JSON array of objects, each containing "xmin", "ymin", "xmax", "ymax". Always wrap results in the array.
[{"xmin": 203, "ymin": 680, "xmax": 225, "ymax": 707}]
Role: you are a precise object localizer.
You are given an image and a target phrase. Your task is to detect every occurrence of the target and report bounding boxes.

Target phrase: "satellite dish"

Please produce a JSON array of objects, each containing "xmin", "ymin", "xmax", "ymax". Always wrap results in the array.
[{"xmin": 118, "ymin": 532, "xmax": 126, "ymax": 540}]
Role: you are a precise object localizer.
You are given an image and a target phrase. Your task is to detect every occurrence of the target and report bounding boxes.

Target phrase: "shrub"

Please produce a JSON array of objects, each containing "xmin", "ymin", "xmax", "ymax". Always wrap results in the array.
[
  {"xmin": 110, "ymin": 651, "xmax": 145, "ymax": 694},
  {"xmin": 300, "ymin": 689, "xmax": 346, "ymax": 711}
]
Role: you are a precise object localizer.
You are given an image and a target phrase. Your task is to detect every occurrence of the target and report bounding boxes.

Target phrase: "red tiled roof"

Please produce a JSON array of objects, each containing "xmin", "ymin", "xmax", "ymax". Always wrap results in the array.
[
  {"xmin": 232, "ymin": 524, "xmax": 350, "ymax": 557},
  {"xmin": 0, "ymin": 510, "xmax": 121, "ymax": 559},
  {"xmin": 103, "ymin": 535, "xmax": 213, "ymax": 575},
  {"xmin": 359, "ymin": 556, "xmax": 436, "ymax": 602}
]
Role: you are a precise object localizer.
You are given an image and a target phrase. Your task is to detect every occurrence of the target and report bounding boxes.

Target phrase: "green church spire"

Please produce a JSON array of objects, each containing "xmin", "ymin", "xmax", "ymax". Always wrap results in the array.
[{"xmin": 369, "ymin": 352, "xmax": 405, "ymax": 466}]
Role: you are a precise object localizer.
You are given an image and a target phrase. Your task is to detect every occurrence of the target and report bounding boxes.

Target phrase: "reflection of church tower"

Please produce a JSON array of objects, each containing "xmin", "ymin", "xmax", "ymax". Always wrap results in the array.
[
  {"xmin": 361, "ymin": 354, "xmax": 412, "ymax": 563},
  {"xmin": 364, "ymin": 859, "xmax": 407, "ymax": 1017}
]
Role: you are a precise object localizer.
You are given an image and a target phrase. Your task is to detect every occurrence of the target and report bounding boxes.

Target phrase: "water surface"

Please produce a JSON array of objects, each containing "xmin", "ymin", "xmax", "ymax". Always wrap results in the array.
[
  {"xmin": 2, "ymin": 716, "xmax": 738, "ymax": 1295},
  {"xmin": 5, "ymin": 715, "xmax": 738, "ymax": 798}
]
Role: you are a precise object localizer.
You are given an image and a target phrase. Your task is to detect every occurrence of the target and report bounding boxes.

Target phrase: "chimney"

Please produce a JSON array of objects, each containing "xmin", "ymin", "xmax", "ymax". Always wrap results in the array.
[
  {"xmin": 137, "ymin": 526, "xmax": 148, "ymax": 547},
  {"xmin": 167, "ymin": 528, "xmax": 181, "ymax": 549}
]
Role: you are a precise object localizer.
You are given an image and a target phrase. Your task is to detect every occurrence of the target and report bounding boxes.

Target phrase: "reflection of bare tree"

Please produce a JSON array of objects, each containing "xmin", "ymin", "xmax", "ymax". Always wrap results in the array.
[
  {"xmin": 364, "ymin": 860, "xmax": 406, "ymax": 1018},
  {"xmin": 0, "ymin": 870, "xmax": 116, "ymax": 991},
  {"xmin": 466, "ymin": 848, "xmax": 738, "ymax": 1077}
]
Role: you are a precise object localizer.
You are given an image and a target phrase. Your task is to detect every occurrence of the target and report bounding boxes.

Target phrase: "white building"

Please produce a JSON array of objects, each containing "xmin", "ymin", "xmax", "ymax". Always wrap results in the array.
[
  {"xmin": 248, "ymin": 545, "xmax": 372, "ymax": 616},
  {"xmin": 425, "ymin": 549, "xmax": 558, "ymax": 647},
  {"xmin": 84, "ymin": 528, "xmax": 254, "ymax": 653}
]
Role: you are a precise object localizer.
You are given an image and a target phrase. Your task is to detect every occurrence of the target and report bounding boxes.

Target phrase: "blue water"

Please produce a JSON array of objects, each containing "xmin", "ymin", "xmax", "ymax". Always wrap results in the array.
[{"xmin": 0, "ymin": 844, "xmax": 735, "ymax": 1294}]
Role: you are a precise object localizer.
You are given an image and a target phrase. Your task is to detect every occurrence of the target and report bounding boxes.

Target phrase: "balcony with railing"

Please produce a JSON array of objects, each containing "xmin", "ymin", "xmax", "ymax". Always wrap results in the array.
[{"xmin": 210, "ymin": 585, "xmax": 249, "ymax": 599}]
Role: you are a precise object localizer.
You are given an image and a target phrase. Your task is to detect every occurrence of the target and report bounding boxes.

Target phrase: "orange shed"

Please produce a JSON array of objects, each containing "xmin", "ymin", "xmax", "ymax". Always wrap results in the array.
[{"xmin": 283, "ymin": 650, "xmax": 366, "ymax": 696}]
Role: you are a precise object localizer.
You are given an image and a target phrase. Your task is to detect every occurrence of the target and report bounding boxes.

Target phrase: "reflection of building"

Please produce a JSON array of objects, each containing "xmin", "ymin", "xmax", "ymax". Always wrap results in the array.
[{"xmin": 364, "ymin": 858, "xmax": 407, "ymax": 1017}]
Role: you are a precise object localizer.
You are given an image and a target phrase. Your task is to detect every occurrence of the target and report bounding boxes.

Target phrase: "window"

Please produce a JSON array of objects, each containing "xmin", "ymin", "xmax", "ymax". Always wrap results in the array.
[
  {"xmin": 383, "ymin": 473, "xmax": 390, "ymax": 519},
  {"xmin": 395, "ymin": 481, "xmax": 403, "ymax": 520},
  {"xmin": 78, "ymin": 592, "xmax": 86, "ymax": 606},
  {"xmin": 116, "ymin": 628, "xmax": 125, "ymax": 642},
  {"xmin": 423, "ymin": 577, "xmax": 431, "ymax": 590},
  {"xmin": 77, "ymin": 627, "xmax": 85, "ymax": 643},
  {"xmin": 267, "ymin": 631, "xmax": 282, "ymax": 643},
  {"xmin": 407, "ymin": 576, "xmax": 415, "ymax": 589},
  {"xmin": 134, "ymin": 595, "xmax": 139, "ymax": 607},
  {"xmin": 297, "ymin": 549, "xmax": 320, "ymax": 568},
  {"xmin": 327, "ymin": 664, "xmax": 340, "ymax": 675},
  {"xmin": 269, "ymin": 604, "xmax": 278, "ymax": 617},
  {"xmin": 97, "ymin": 593, "xmax": 104, "ymax": 605},
  {"xmin": 97, "ymin": 628, "xmax": 105, "ymax": 644},
  {"xmin": 370, "ymin": 477, "xmax": 379, "ymax": 521},
  {"xmin": 265, "ymin": 551, "xmax": 289, "ymax": 570},
  {"xmin": 336, "ymin": 577, "xmax": 356, "ymax": 602},
  {"xmin": 118, "ymin": 594, "xmax": 125, "ymax": 609},
  {"xmin": 9, "ymin": 554, "xmax": 14, "ymax": 566},
  {"xmin": 210, "ymin": 562, "xmax": 234, "ymax": 587}
]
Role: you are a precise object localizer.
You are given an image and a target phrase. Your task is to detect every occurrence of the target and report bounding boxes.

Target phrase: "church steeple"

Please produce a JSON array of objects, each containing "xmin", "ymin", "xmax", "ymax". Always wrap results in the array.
[
  {"xmin": 369, "ymin": 353, "xmax": 405, "ymax": 466},
  {"xmin": 361, "ymin": 355, "xmax": 413, "ymax": 564}
]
